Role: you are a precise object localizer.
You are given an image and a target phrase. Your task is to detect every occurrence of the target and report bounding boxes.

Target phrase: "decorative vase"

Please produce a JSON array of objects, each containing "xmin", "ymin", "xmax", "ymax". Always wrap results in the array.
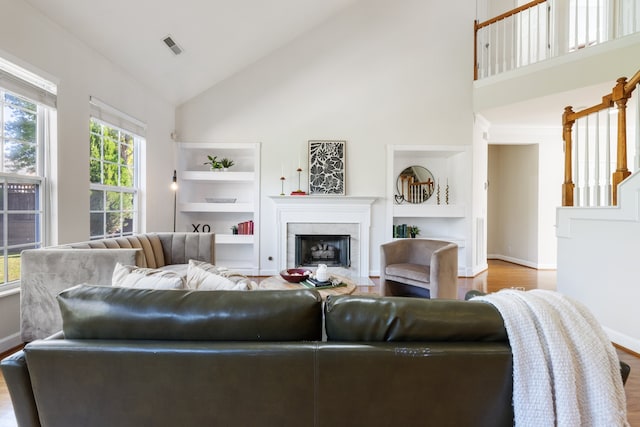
[{"xmin": 316, "ymin": 264, "xmax": 329, "ymax": 282}]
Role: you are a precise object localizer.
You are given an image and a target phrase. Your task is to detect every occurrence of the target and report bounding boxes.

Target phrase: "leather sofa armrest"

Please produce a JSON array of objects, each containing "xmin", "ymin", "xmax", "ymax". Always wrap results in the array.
[{"xmin": 1, "ymin": 350, "xmax": 41, "ymax": 427}]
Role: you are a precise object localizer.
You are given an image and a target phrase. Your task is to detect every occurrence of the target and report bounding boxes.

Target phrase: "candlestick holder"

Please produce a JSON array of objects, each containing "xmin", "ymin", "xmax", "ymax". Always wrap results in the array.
[
  {"xmin": 445, "ymin": 182, "xmax": 449, "ymax": 205},
  {"xmin": 436, "ymin": 181, "xmax": 441, "ymax": 205},
  {"xmin": 291, "ymin": 167, "xmax": 306, "ymax": 195},
  {"xmin": 280, "ymin": 176, "xmax": 286, "ymax": 196}
]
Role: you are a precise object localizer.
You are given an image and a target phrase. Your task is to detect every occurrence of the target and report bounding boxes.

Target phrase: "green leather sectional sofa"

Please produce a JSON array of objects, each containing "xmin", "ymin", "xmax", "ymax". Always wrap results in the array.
[{"xmin": 3, "ymin": 285, "xmax": 513, "ymax": 427}]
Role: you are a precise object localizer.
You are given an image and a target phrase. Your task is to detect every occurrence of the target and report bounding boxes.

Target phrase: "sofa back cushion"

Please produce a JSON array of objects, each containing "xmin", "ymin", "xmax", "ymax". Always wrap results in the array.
[
  {"xmin": 324, "ymin": 295, "xmax": 507, "ymax": 342},
  {"xmin": 57, "ymin": 284, "xmax": 322, "ymax": 341},
  {"xmin": 69, "ymin": 234, "xmax": 165, "ymax": 268}
]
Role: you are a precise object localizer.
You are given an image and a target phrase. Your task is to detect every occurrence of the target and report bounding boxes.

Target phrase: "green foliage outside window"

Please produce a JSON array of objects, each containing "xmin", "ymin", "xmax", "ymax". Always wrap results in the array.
[
  {"xmin": 89, "ymin": 119, "xmax": 137, "ymax": 238},
  {"xmin": 3, "ymin": 93, "xmax": 37, "ymax": 175}
]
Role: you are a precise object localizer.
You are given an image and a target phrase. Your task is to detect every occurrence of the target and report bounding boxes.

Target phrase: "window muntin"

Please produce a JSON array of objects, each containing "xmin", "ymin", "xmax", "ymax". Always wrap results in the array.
[{"xmin": 89, "ymin": 118, "xmax": 139, "ymax": 239}]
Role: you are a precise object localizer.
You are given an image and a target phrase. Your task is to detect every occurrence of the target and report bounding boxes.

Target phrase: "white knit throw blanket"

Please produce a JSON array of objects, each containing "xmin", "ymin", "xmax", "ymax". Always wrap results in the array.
[{"xmin": 473, "ymin": 289, "xmax": 628, "ymax": 427}]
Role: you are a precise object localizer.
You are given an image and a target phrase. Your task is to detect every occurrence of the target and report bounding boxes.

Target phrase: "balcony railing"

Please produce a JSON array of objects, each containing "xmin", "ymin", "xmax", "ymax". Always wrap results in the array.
[{"xmin": 475, "ymin": 0, "xmax": 640, "ymax": 80}]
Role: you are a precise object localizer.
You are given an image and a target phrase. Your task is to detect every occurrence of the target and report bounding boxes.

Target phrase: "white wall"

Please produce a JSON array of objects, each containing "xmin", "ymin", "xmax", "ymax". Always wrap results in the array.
[
  {"xmin": 0, "ymin": 0, "xmax": 176, "ymax": 351},
  {"xmin": 487, "ymin": 144, "xmax": 540, "ymax": 265},
  {"xmin": 1, "ymin": 0, "xmax": 176, "ymax": 244},
  {"xmin": 176, "ymin": 0, "xmax": 477, "ymax": 276},
  {"xmin": 486, "ymin": 126, "xmax": 563, "ymax": 269},
  {"xmin": 557, "ymin": 171, "xmax": 640, "ymax": 354}
]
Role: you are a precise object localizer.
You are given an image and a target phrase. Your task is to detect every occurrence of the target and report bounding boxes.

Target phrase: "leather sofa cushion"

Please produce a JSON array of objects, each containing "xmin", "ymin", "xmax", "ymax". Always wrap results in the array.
[
  {"xmin": 57, "ymin": 284, "xmax": 322, "ymax": 341},
  {"xmin": 324, "ymin": 295, "xmax": 507, "ymax": 342}
]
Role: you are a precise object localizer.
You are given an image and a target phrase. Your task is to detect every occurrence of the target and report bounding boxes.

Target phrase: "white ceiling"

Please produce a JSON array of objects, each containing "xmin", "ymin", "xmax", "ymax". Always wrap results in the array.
[{"xmin": 24, "ymin": 0, "xmax": 361, "ymax": 105}]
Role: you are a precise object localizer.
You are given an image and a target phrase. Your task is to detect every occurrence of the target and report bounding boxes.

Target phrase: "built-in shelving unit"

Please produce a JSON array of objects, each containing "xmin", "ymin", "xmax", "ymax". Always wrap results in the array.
[
  {"xmin": 386, "ymin": 145, "xmax": 471, "ymax": 271},
  {"xmin": 176, "ymin": 142, "xmax": 260, "ymax": 274}
]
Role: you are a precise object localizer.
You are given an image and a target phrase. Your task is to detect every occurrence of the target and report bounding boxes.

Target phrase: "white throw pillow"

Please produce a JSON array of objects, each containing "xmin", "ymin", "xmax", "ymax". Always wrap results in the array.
[
  {"xmin": 186, "ymin": 260, "xmax": 255, "ymax": 291},
  {"xmin": 112, "ymin": 263, "xmax": 186, "ymax": 290}
]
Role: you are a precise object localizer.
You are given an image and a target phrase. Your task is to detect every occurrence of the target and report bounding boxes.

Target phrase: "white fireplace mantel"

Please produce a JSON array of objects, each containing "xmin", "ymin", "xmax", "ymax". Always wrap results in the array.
[{"xmin": 269, "ymin": 196, "xmax": 376, "ymax": 275}]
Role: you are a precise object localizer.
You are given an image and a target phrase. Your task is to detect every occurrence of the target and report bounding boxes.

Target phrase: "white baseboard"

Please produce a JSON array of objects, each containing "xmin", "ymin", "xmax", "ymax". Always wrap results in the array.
[
  {"xmin": 604, "ymin": 326, "xmax": 640, "ymax": 355},
  {"xmin": 0, "ymin": 332, "xmax": 22, "ymax": 354},
  {"xmin": 487, "ymin": 254, "xmax": 556, "ymax": 270}
]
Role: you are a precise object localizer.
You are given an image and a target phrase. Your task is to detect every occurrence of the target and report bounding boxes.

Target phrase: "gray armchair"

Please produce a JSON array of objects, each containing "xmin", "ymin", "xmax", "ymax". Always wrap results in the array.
[{"xmin": 380, "ymin": 239, "xmax": 458, "ymax": 299}]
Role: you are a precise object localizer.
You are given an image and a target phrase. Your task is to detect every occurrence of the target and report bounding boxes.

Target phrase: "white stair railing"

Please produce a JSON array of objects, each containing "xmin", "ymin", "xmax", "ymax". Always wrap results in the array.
[{"xmin": 475, "ymin": 0, "xmax": 640, "ymax": 80}]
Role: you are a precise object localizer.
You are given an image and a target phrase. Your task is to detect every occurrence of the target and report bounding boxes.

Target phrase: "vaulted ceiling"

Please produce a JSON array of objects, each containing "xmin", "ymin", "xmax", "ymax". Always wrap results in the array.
[{"xmin": 24, "ymin": 0, "xmax": 361, "ymax": 105}]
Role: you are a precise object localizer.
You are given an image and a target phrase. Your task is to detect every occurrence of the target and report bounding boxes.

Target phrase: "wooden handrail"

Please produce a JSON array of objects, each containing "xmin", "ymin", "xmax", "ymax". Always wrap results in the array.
[
  {"xmin": 624, "ymin": 68, "xmax": 640, "ymax": 93},
  {"xmin": 564, "ymin": 95, "xmax": 613, "ymax": 122},
  {"xmin": 474, "ymin": 0, "xmax": 547, "ymax": 80},
  {"xmin": 563, "ymin": 73, "xmax": 639, "ymax": 206},
  {"xmin": 475, "ymin": 0, "xmax": 547, "ymax": 30}
]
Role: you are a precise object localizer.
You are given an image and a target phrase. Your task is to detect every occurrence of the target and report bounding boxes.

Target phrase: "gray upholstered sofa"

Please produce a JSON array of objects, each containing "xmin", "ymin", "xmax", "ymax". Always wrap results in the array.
[
  {"xmin": 20, "ymin": 232, "xmax": 215, "ymax": 342},
  {"xmin": 3, "ymin": 285, "xmax": 514, "ymax": 427}
]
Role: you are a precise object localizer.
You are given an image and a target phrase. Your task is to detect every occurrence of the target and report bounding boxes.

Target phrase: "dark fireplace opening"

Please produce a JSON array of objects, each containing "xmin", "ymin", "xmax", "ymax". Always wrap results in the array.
[{"xmin": 295, "ymin": 234, "xmax": 350, "ymax": 268}]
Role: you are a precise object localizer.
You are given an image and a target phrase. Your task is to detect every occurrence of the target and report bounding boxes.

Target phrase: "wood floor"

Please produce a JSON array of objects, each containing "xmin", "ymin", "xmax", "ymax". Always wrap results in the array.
[{"xmin": 0, "ymin": 260, "xmax": 637, "ymax": 425}]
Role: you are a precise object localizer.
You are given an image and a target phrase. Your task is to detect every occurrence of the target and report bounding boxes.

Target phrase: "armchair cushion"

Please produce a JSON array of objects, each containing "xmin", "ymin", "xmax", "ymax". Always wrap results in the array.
[{"xmin": 385, "ymin": 262, "xmax": 430, "ymax": 283}]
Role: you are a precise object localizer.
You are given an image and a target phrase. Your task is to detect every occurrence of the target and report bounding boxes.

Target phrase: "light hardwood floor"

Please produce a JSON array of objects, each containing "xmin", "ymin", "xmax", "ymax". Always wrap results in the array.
[{"xmin": 0, "ymin": 260, "xmax": 637, "ymax": 425}]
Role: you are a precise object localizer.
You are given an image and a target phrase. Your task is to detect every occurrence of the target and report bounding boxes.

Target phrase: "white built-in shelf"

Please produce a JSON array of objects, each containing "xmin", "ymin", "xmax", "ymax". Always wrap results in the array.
[
  {"xmin": 181, "ymin": 171, "xmax": 255, "ymax": 181},
  {"xmin": 215, "ymin": 234, "xmax": 254, "ymax": 244},
  {"xmin": 176, "ymin": 141, "xmax": 261, "ymax": 274},
  {"xmin": 179, "ymin": 202, "xmax": 254, "ymax": 213},
  {"xmin": 392, "ymin": 204, "xmax": 465, "ymax": 218}
]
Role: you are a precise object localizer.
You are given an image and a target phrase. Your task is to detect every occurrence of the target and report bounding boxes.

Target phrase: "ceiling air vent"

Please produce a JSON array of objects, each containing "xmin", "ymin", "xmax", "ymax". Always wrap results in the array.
[{"xmin": 163, "ymin": 36, "xmax": 183, "ymax": 55}]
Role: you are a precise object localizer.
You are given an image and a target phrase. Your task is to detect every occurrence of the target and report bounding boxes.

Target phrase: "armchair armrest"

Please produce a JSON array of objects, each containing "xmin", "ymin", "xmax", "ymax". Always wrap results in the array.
[{"xmin": 429, "ymin": 242, "xmax": 458, "ymax": 299}]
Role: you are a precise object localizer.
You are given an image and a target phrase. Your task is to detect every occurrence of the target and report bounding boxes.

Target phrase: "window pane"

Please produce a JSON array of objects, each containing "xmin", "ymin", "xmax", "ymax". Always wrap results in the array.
[
  {"xmin": 3, "ymin": 104, "xmax": 36, "ymax": 143},
  {"xmin": 90, "ymin": 212, "xmax": 104, "ymax": 237},
  {"xmin": 120, "ymin": 140, "xmax": 133, "ymax": 167},
  {"xmin": 0, "ymin": 182, "xmax": 4, "ymax": 209},
  {"xmin": 104, "ymin": 163, "xmax": 118, "ymax": 186},
  {"xmin": 120, "ymin": 166, "xmax": 133, "ymax": 187},
  {"xmin": 4, "ymin": 141, "xmax": 37, "ymax": 175},
  {"xmin": 4, "ymin": 92, "xmax": 36, "ymax": 112},
  {"xmin": 90, "ymin": 159, "xmax": 102, "ymax": 183},
  {"xmin": 106, "ymin": 212, "xmax": 121, "ymax": 236},
  {"xmin": 8, "ymin": 213, "xmax": 38, "ymax": 245},
  {"xmin": 106, "ymin": 191, "xmax": 121, "ymax": 211},
  {"xmin": 104, "ymin": 135, "xmax": 118, "ymax": 163},
  {"xmin": 122, "ymin": 211, "xmax": 133, "ymax": 234},
  {"xmin": 0, "ymin": 213, "xmax": 4, "ymax": 245},
  {"xmin": 8, "ymin": 183, "xmax": 38, "ymax": 210},
  {"xmin": 90, "ymin": 189, "xmax": 104, "ymax": 210},
  {"xmin": 90, "ymin": 133, "xmax": 102, "ymax": 161}
]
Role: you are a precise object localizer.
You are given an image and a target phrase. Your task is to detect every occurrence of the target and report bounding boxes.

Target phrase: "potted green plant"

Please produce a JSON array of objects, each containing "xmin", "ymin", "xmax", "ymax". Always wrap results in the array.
[
  {"xmin": 204, "ymin": 155, "xmax": 223, "ymax": 171},
  {"xmin": 220, "ymin": 158, "xmax": 235, "ymax": 171},
  {"xmin": 408, "ymin": 225, "xmax": 420, "ymax": 238}
]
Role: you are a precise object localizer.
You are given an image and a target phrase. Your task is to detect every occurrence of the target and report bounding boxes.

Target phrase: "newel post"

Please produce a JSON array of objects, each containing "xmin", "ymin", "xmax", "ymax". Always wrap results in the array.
[
  {"xmin": 562, "ymin": 106, "xmax": 575, "ymax": 206},
  {"xmin": 612, "ymin": 77, "xmax": 632, "ymax": 205}
]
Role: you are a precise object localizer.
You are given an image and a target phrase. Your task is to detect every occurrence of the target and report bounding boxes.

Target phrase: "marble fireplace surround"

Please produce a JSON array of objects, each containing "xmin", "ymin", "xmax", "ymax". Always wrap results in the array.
[{"xmin": 270, "ymin": 196, "xmax": 376, "ymax": 277}]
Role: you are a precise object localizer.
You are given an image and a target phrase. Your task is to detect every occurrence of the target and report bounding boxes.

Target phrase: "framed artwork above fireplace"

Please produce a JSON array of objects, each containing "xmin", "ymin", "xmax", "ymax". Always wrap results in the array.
[{"xmin": 308, "ymin": 140, "xmax": 345, "ymax": 195}]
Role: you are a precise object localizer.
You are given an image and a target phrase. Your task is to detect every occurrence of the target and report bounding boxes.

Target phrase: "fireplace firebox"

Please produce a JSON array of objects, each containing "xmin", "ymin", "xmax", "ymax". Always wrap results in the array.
[{"xmin": 295, "ymin": 234, "xmax": 350, "ymax": 268}]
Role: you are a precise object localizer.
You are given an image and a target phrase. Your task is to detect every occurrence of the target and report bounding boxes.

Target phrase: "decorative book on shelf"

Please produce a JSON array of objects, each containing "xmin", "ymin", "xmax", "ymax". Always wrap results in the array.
[{"xmin": 237, "ymin": 220, "xmax": 254, "ymax": 235}]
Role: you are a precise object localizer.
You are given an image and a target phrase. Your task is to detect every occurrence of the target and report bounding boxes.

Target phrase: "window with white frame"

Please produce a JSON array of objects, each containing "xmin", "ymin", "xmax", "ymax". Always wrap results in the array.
[
  {"xmin": 89, "ymin": 116, "xmax": 142, "ymax": 239},
  {"xmin": 0, "ymin": 58, "xmax": 55, "ymax": 287}
]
